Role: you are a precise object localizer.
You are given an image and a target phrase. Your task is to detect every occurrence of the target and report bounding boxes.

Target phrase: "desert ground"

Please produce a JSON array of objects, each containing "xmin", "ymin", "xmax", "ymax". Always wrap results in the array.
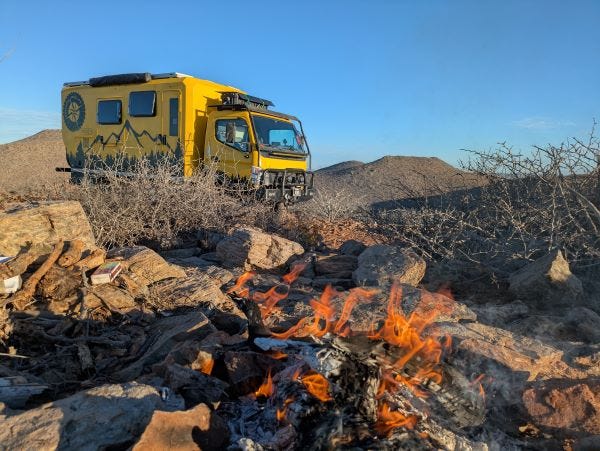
[{"xmin": 0, "ymin": 130, "xmax": 599, "ymax": 450}]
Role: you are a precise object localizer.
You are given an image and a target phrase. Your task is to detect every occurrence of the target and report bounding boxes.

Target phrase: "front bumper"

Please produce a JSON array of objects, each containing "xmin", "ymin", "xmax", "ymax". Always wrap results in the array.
[{"xmin": 260, "ymin": 169, "xmax": 314, "ymax": 203}]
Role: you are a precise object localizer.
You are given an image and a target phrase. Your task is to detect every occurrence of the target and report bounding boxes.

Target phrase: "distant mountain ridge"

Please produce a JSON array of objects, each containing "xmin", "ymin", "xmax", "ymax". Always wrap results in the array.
[
  {"xmin": 315, "ymin": 155, "xmax": 484, "ymax": 207},
  {"xmin": 0, "ymin": 129, "xmax": 67, "ymax": 192}
]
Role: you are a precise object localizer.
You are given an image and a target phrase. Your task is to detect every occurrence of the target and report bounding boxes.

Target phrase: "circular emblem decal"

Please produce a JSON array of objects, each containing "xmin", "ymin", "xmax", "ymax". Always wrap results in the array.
[{"xmin": 63, "ymin": 92, "xmax": 85, "ymax": 131}]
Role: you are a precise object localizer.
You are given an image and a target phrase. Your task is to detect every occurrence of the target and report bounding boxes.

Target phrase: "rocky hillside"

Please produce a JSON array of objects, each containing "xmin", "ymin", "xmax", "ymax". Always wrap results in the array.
[
  {"xmin": 0, "ymin": 129, "xmax": 68, "ymax": 192},
  {"xmin": 315, "ymin": 156, "xmax": 485, "ymax": 208}
]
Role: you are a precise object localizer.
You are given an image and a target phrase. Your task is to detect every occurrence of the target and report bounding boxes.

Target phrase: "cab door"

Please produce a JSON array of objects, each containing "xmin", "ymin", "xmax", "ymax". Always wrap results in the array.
[
  {"xmin": 208, "ymin": 111, "xmax": 253, "ymax": 179},
  {"xmin": 161, "ymin": 90, "xmax": 183, "ymax": 171}
]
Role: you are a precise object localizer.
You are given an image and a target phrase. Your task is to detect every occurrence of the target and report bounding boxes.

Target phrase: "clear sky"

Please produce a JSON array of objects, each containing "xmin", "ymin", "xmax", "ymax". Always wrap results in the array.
[{"xmin": 1, "ymin": 0, "xmax": 599, "ymax": 168}]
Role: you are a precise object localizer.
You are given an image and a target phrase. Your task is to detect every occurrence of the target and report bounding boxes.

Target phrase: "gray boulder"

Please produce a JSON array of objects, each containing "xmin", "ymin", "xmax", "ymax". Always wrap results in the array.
[
  {"xmin": 508, "ymin": 249, "xmax": 583, "ymax": 308},
  {"xmin": 216, "ymin": 227, "xmax": 304, "ymax": 270},
  {"xmin": 352, "ymin": 245, "xmax": 426, "ymax": 287},
  {"xmin": 0, "ymin": 383, "xmax": 171, "ymax": 450}
]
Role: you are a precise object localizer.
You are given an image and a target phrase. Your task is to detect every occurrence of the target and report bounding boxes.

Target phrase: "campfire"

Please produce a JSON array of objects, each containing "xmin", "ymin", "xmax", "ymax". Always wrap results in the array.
[{"xmin": 220, "ymin": 266, "xmax": 488, "ymax": 449}]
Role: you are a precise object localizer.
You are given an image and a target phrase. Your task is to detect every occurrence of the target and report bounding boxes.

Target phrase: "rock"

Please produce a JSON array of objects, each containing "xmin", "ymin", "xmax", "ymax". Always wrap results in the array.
[
  {"xmin": 223, "ymin": 351, "xmax": 284, "ymax": 395},
  {"xmin": 0, "ymin": 201, "xmax": 96, "ymax": 256},
  {"xmin": 113, "ymin": 311, "xmax": 214, "ymax": 382},
  {"xmin": 133, "ymin": 403, "xmax": 229, "ymax": 451},
  {"xmin": 437, "ymin": 321, "xmax": 579, "ymax": 380},
  {"xmin": 471, "ymin": 301, "xmax": 529, "ymax": 326},
  {"xmin": 216, "ymin": 227, "xmax": 304, "ymax": 270},
  {"xmin": 339, "ymin": 239, "xmax": 367, "ymax": 256},
  {"xmin": 156, "ymin": 363, "xmax": 228, "ymax": 408},
  {"xmin": 509, "ymin": 308, "xmax": 600, "ymax": 345},
  {"xmin": 151, "ymin": 268, "xmax": 246, "ymax": 334},
  {"xmin": 315, "ymin": 254, "xmax": 357, "ymax": 278},
  {"xmin": 564, "ymin": 307, "xmax": 600, "ymax": 344},
  {"xmin": 508, "ymin": 249, "xmax": 583, "ymax": 307},
  {"xmin": 90, "ymin": 284, "xmax": 138, "ymax": 313},
  {"xmin": 522, "ymin": 378, "xmax": 600, "ymax": 437},
  {"xmin": 160, "ymin": 247, "xmax": 202, "ymax": 259},
  {"xmin": 311, "ymin": 277, "xmax": 355, "ymax": 290},
  {"xmin": 343, "ymin": 284, "xmax": 476, "ymax": 333},
  {"xmin": 0, "ymin": 376, "xmax": 47, "ymax": 408},
  {"xmin": 353, "ymin": 245, "xmax": 426, "ymax": 287},
  {"xmin": 0, "ymin": 382, "xmax": 168, "ymax": 450},
  {"xmin": 109, "ymin": 246, "xmax": 186, "ymax": 285}
]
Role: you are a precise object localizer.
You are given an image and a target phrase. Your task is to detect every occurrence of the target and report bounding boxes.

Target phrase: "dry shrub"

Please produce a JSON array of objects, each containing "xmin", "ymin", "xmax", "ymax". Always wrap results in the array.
[
  {"xmin": 375, "ymin": 130, "xmax": 600, "ymax": 272},
  {"xmin": 67, "ymin": 157, "xmax": 270, "ymax": 249},
  {"xmin": 299, "ymin": 185, "xmax": 365, "ymax": 222}
]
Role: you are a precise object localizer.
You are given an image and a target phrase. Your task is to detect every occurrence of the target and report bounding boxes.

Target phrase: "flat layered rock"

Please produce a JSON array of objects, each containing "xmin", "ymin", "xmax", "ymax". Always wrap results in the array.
[
  {"xmin": 353, "ymin": 245, "xmax": 426, "ymax": 287},
  {"xmin": 133, "ymin": 403, "xmax": 229, "ymax": 451},
  {"xmin": 0, "ymin": 201, "xmax": 96, "ymax": 256},
  {"xmin": 437, "ymin": 322, "xmax": 573, "ymax": 380},
  {"xmin": 0, "ymin": 383, "xmax": 168, "ymax": 450},
  {"xmin": 216, "ymin": 227, "xmax": 304, "ymax": 270},
  {"xmin": 109, "ymin": 246, "xmax": 186, "ymax": 285},
  {"xmin": 523, "ymin": 378, "xmax": 600, "ymax": 437}
]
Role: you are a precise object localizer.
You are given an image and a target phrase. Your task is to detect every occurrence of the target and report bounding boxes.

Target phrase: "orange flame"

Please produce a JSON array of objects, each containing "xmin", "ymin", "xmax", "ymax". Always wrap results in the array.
[
  {"xmin": 253, "ymin": 285, "xmax": 290, "ymax": 317},
  {"xmin": 267, "ymin": 350, "xmax": 288, "ymax": 360},
  {"xmin": 471, "ymin": 373, "xmax": 486, "ymax": 400},
  {"xmin": 198, "ymin": 357, "xmax": 214, "ymax": 375},
  {"xmin": 333, "ymin": 287, "xmax": 378, "ymax": 335},
  {"xmin": 276, "ymin": 396, "xmax": 295, "ymax": 422},
  {"xmin": 375, "ymin": 402, "xmax": 417, "ymax": 437},
  {"xmin": 255, "ymin": 369, "xmax": 275, "ymax": 398},
  {"xmin": 271, "ymin": 285, "xmax": 339, "ymax": 339},
  {"xmin": 282, "ymin": 263, "xmax": 307, "ymax": 285},
  {"xmin": 301, "ymin": 371, "xmax": 333, "ymax": 402},
  {"xmin": 227, "ymin": 271, "xmax": 255, "ymax": 298}
]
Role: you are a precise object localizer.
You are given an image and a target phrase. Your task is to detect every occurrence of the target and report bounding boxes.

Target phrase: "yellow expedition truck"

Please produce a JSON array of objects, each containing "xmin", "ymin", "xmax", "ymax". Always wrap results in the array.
[{"xmin": 60, "ymin": 72, "xmax": 314, "ymax": 203}]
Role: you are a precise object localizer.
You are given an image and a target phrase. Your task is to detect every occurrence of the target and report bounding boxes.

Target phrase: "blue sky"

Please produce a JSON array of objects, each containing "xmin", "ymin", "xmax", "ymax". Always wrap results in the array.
[{"xmin": 1, "ymin": 0, "xmax": 599, "ymax": 168}]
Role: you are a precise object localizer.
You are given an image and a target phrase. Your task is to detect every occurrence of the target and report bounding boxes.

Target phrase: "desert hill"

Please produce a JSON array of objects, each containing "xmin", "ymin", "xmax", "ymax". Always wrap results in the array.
[
  {"xmin": 0, "ymin": 129, "xmax": 68, "ymax": 192},
  {"xmin": 315, "ymin": 155, "xmax": 484, "ymax": 208}
]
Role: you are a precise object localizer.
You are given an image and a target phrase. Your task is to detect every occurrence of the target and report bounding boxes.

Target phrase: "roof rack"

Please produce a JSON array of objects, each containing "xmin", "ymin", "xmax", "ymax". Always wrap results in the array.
[{"xmin": 63, "ymin": 72, "xmax": 192, "ymax": 87}]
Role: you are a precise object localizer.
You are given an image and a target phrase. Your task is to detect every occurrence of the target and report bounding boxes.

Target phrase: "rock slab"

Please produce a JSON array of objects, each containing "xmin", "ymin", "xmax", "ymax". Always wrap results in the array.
[
  {"xmin": 353, "ymin": 245, "xmax": 426, "ymax": 287},
  {"xmin": 0, "ymin": 201, "xmax": 96, "ymax": 256},
  {"xmin": 0, "ymin": 383, "xmax": 166, "ymax": 451},
  {"xmin": 216, "ymin": 227, "xmax": 304, "ymax": 270},
  {"xmin": 508, "ymin": 249, "xmax": 583, "ymax": 307}
]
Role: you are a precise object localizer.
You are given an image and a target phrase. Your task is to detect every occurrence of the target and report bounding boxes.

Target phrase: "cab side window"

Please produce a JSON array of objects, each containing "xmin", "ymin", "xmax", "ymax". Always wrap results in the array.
[{"xmin": 215, "ymin": 118, "xmax": 249, "ymax": 152}]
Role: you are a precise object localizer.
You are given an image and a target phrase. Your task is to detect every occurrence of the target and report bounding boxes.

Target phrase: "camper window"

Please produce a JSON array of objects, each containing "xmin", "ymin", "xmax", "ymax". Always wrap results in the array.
[
  {"xmin": 129, "ymin": 91, "xmax": 156, "ymax": 117},
  {"xmin": 97, "ymin": 99, "xmax": 122, "ymax": 125}
]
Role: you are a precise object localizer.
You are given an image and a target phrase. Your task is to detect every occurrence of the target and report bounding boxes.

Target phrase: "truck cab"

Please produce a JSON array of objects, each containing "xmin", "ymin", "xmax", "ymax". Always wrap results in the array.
[{"xmin": 206, "ymin": 92, "xmax": 313, "ymax": 202}]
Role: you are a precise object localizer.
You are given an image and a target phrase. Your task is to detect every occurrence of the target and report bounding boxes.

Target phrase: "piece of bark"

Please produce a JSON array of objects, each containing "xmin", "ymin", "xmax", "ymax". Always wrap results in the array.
[
  {"xmin": 58, "ymin": 239, "xmax": 85, "ymax": 267},
  {"xmin": 38, "ymin": 265, "xmax": 81, "ymax": 300},
  {"xmin": 10, "ymin": 239, "xmax": 64, "ymax": 310},
  {"xmin": 73, "ymin": 248, "xmax": 106, "ymax": 271},
  {"xmin": 0, "ymin": 243, "xmax": 46, "ymax": 279}
]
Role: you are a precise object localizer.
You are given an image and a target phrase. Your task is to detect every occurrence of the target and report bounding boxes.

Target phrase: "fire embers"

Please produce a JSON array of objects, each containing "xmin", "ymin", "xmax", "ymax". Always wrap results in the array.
[{"xmin": 228, "ymin": 268, "xmax": 470, "ymax": 440}]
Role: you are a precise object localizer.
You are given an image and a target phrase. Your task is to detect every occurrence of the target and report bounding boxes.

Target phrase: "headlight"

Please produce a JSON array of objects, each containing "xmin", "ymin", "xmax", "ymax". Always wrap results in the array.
[{"xmin": 298, "ymin": 174, "xmax": 305, "ymax": 184}]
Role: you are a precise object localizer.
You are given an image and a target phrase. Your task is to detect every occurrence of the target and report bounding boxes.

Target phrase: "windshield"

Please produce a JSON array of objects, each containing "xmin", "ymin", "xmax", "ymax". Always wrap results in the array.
[{"xmin": 251, "ymin": 114, "xmax": 307, "ymax": 153}]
